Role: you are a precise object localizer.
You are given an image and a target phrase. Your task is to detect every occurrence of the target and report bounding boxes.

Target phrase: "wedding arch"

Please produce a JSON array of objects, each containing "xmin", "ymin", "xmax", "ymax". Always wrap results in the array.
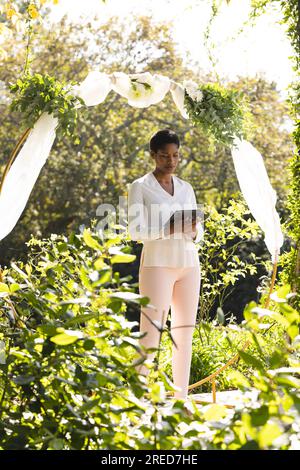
[{"xmin": 0, "ymin": 70, "xmax": 284, "ymax": 403}]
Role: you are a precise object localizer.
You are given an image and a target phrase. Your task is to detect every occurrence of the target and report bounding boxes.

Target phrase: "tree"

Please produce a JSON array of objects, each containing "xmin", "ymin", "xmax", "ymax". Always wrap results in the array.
[{"xmin": 0, "ymin": 1, "xmax": 61, "ymax": 61}]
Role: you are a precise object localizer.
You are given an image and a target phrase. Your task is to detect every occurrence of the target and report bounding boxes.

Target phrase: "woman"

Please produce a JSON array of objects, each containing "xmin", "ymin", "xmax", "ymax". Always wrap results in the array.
[{"xmin": 127, "ymin": 129, "xmax": 203, "ymax": 400}]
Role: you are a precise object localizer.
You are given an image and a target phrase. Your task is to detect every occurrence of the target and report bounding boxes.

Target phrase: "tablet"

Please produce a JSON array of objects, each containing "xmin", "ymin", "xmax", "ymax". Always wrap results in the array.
[{"xmin": 165, "ymin": 209, "xmax": 202, "ymax": 227}]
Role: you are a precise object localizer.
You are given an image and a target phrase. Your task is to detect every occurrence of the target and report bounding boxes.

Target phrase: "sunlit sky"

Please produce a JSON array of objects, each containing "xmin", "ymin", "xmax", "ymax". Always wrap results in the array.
[{"xmin": 48, "ymin": 0, "xmax": 295, "ymax": 98}]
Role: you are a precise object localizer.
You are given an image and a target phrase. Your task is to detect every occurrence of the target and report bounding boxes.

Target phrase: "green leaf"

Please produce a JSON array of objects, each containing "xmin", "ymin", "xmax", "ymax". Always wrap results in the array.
[
  {"xmin": 111, "ymin": 253, "xmax": 136, "ymax": 264},
  {"xmin": 0, "ymin": 283, "xmax": 10, "ymax": 293},
  {"xmin": 238, "ymin": 350, "xmax": 264, "ymax": 370},
  {"xmin": 83, "ymin": 229, "xmax": 102, "ymax": 250},
  {"xmin": 94, "ymin": 257, "xmax": 106, "ymax": 270},
  {"xmin": 243, "ymin": 301, "xmax": 258, "ymax": 321},
  {"xmin": 109, "ymin": 246, "xmax": 136, "ymax": 264},
  {"xmin": 257, "ymin": 422, "xmax": 282, "ymax": 448},
  {"xmin": 216, "ymin": 307, "xmax": 225, "ymax": 325},
  {"xmin": 65, "ymin": 313, "xmax": 98, "ymax": 326},
  {"xmin": 150, "ymin": 382, "xmax": 165, "ymax": 403},
  {"xmin": 287, "ymin": 324, "xmax": 299, "ymax": 341},
  {"xmin": 274, "ymin": 284, "xmax": 291, "ymax": 300},
  {"xmin": 108, "ymin": 299, "xmax": 122, "ymax": 313},
  {"xmin": 203, "ymin": 404, "xmax": 228, "ymax": 421},
  {"xmin": 9, "ymin": 283, "xmax": 21, "ymax": 293},
  {"xmin": 274, "ymin": 375, "xmax": 300, "ymax": 388},
  {"xmin": 38, "ymin": 324, "xmax": 58, "ymax": 336},
  {"xmin": 83, "ymin": 339, "xmax": 95, "ymax": 350},
  {"xmin": 251, "ymin": 307, "xmax": 290, "ymax": 328},
  {"xmin": 227, "ymin": 370, "xmax": 251, "ymax": 389},
  {"xmin": 97, "ymin": 270, "xmax": 111, "ymax": 285},
  {"xmin": 250, "ymin": 405, "xmax": 269, "ymax": 426},
  {"xmin": 50, "ymin": 330, "xmax": 83, "ymax": 345}
]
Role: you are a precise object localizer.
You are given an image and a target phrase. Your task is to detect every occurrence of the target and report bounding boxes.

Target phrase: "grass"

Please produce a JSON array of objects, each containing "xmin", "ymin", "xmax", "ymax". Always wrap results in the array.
[{"xmin": 157, "ymin": 318, "xmax": 286, "ymax": 393}]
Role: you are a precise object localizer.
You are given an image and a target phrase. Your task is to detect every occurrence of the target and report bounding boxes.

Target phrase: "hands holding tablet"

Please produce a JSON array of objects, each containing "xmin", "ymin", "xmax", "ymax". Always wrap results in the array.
[{"xmin": 163, "ymin": 209, "xmax": 202, "ymax": 238}]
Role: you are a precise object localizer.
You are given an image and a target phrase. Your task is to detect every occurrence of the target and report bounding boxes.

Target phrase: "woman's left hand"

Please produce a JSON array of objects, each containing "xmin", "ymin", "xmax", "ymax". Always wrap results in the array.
[
  {"xmin": 183, "ymin": 220, "xmax": 197, "ymax": 239},
  {"xmin": 191, "ymin": 221, "xmax": 197, "ymax": 240}
]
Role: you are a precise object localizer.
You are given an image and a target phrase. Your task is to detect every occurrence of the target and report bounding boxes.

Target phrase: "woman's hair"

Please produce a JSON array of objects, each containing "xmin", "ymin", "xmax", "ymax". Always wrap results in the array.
[{"xmin": 149, "ymin": 129, "xmax": 180, "ymax": 153}]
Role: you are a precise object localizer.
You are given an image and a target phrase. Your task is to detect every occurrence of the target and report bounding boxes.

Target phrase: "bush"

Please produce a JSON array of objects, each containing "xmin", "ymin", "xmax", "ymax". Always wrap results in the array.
[
  {"xmin": 159, "ymin": 315, "xmax": 286, "ymax": 393},
  {"xmin": 0, "ymin": 224, "xmax": 299, "ymax": 449}
]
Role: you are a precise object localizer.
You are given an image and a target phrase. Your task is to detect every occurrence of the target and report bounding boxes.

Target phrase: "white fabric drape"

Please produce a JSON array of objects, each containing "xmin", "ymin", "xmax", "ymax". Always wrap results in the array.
[
  {"xmin": 169, "ymin": 80, "xmax": 189, "ymax": 119},
  {"xmin": 0, "ymin": 70, "xmax": 284, "ymax": 264},
  {"xmin": 110, "ymin": 71, "xmax": 170, "ymax": 107},
  {"xmin": 231, "ymin": 137, "xmax": 284, "ymax": 263},
  {"xmin": 71, "ymin": 70, "xmax": 112, "ymax": 107},
  {"xmin": 0, "ymin": 112, "xmax": 58, "ymax": 241}
]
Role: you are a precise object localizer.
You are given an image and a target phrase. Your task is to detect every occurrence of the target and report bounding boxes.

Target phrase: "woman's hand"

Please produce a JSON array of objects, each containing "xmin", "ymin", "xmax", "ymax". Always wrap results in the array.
[
  {"xmin": 183, "ymin": 219, "xmax": 197, "ymax": 234},
  {"xmin": 185, "ymin": 220, "xmax": 197, "ymax": 240}
]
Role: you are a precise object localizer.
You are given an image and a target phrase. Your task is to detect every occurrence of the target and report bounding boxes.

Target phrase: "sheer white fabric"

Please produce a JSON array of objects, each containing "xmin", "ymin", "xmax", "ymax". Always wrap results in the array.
[
  {"xmin": 71, "ymin": 70, "xmax": 112, "ymax": 107},
  {"xmin": 0, "ymin": 112, "xmax": 58, "ymax": 241},
  {"xmin": 169, "ymin": 80, "xmax": 189, "ymax": 119},
  {"xmin": 110, "ymin": 71, "xmax": 170, "ymax": 108},
  {"xmin": 231, "ymin": 137, "xmax": 284, "ymax": 263}
]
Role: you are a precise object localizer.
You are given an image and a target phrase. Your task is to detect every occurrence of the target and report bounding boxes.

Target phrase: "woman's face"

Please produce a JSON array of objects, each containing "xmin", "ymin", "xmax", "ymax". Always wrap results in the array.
[{"xmin": 151, "ymin": 143, "xmax": 180, "ymax": 174}]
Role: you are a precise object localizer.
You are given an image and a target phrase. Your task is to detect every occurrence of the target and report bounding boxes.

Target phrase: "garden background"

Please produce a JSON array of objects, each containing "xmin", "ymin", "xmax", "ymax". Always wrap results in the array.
[{"xmin": 0, "ymin": 0, "xmax": 299, "ymax": 451}]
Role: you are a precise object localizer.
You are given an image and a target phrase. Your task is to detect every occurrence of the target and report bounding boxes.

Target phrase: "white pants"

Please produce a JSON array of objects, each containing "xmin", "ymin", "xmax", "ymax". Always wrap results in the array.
[{"xmin": 136, "ymin": 261, "xmax": 201, "ymax": 399}]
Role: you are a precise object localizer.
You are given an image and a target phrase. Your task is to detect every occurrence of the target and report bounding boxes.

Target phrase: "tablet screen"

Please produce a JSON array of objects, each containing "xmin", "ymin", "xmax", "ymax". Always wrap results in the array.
[{"xmin": 166, "ymin": 209, "xmax": 202, "ymax": 226}]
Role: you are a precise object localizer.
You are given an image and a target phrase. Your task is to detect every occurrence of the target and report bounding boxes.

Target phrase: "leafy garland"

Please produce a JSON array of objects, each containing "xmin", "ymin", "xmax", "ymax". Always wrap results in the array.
[
  {"xmin": 183, "ymin": 80, "xmax": 251, "ymax": 147},
  {"xmin": 8, "ymin": 72, "xmax": 250, "ymax": 148},
  {"xmin": 9, "ymin": 72, "xmax": 86, "ymax": 144}
]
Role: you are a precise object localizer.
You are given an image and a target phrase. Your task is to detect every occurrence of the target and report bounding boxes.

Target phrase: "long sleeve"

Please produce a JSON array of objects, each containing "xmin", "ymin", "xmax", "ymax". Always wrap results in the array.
[
  {"xmin": 189, "ymin": 184, "xmax": 204, "ymax": 244},
  {"xmin": 127, "ymin": 181, "xmax": 166, "ymax": 242}
]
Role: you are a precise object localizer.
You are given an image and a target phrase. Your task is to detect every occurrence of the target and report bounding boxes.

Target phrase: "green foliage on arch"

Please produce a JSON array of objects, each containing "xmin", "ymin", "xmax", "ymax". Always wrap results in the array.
[
  {"xmin": 7, "ymin": 70, "xmax": 251, "ymax": 148},
  {"xmin": 184, "ymin": 82, "xmax": 253, "ymax": 147},
  {"xmin": 9, "ymin": 72, "xmax": 86, "ymax": 144}
]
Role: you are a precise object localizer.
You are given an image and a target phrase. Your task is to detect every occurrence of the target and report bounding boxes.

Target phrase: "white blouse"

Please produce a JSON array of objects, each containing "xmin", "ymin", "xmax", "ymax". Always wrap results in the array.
[{"xmin": 127, "ymin": 171, "xmax": 203, "ymax": 268}]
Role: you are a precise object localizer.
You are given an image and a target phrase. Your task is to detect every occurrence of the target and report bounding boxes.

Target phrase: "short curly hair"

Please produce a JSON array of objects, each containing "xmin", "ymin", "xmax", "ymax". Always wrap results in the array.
[{"xmin": 149, "ymin": 129, "xmax": 180, "ymax": 153}]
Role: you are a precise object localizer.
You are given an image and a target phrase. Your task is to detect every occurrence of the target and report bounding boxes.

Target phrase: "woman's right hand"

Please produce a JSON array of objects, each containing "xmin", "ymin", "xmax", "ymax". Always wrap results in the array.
[{"xmin": 186, "ymin": 220, "xmax": 197, "ymax": 233}]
